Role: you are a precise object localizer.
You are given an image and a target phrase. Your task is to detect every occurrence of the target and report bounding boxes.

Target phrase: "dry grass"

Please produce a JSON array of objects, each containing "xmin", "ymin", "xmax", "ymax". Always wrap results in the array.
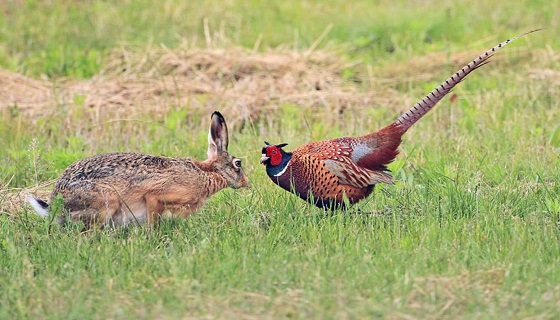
[
  {"xmin": 1, "ymin": 43, "xmax": 548, "ymax": 123},
  {"xmin": 0, "ymin": 183, "xmax": 52, "ymax": 216},
  {"xmin": 530, "ymin": 68, "xmax": 560, "ymax": 86},
  {"xmin": 402, "ymin": 269, "xmax": 506, "ymax": 317},
  {"xmin": 0, "ymin": 46, "xmax": 406, "ymax": 124}
]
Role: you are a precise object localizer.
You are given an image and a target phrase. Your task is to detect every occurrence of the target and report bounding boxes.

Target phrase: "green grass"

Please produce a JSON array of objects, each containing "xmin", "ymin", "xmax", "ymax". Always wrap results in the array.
[
  {"xmin": 1, "ymin": 0, "xmax": 560, "ymax": 319},
  {"xmin": 2, "ymin": 0, "xmax": 559, "ymax": 77}
]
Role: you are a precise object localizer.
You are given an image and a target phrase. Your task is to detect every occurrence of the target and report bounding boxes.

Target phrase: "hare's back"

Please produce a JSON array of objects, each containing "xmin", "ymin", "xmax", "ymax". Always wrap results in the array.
[{"xmin": 54, "ymin": 152, "xmax": 198, "ymax": 191}]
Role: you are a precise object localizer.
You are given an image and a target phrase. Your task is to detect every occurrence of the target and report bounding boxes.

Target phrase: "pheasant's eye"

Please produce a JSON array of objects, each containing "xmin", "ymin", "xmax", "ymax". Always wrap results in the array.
[
  {"xmin": 233, "ymin": 159, "xmax": 242, "ymax": 168},
  {"xmin": 271, "ymin": 150, "xmax": 277, "ymax": 154}
]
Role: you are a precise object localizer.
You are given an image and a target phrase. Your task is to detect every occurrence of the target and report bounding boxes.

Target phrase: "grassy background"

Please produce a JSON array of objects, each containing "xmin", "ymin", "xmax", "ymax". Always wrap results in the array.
[{"xmin": 1, "ymin": 0, "xmax": 560, "ymax": 318}]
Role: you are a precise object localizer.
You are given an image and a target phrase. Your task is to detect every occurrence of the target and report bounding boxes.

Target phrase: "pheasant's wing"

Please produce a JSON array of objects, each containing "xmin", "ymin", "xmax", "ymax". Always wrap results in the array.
[
  {"xmin": 296, "ymin": 138, "xmax": 393, "ymax": 188},
  {"xmin": 322, "ymin": 157, "xmax": 393, "ymax": 187}
]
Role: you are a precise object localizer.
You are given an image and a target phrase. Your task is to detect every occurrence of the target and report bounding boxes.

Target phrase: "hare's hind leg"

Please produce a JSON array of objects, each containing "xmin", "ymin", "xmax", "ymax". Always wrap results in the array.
[
  {"xmin": 64, "ymin": 192, "xmax": 121, "ymax": 229},
  {"xmin": 67, "ymin": 208, "xmax": 104, "ymax": 230}
]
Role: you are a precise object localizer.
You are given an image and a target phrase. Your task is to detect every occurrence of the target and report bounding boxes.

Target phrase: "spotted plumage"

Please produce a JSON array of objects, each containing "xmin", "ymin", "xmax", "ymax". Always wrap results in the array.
[{"xmin": 261, "ymin": 30, "xmax": 539, "ymax": 209}]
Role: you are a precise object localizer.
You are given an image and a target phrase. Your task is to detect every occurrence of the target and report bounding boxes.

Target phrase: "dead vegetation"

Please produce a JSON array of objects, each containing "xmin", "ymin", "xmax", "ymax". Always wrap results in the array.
[
  {"xmin": 1, "ymin": 43, "xmax": 547, "ymax": 124},
  {"xmin": 1, "ymin": 185, "xmax": 51, "ymax": 216},
  {"xmin": 0, "ymin": 46, "xmax": 407, "ymax": 125},
  {"xmin": 400, "ymin": 269, "xmax": 507, "ymax": 317}
]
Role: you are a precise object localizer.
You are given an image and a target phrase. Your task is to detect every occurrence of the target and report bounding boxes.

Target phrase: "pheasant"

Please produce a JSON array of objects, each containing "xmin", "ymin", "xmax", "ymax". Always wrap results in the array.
[{"xmin": 260, "ymin": 30, "xmax": 539, "ymax": 209}]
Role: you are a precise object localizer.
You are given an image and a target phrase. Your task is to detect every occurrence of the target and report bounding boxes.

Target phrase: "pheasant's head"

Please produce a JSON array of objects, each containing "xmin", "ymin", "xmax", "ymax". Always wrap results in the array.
[{"xmin": 260, "ymin": 142, "xmax": 289, "ymax": 167}]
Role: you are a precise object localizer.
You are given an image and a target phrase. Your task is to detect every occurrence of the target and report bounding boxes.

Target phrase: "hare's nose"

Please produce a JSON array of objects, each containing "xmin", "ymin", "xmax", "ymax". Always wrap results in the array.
[{"xmin": 242, "ymin": 178, "xmax": 250, "ymax": 189}]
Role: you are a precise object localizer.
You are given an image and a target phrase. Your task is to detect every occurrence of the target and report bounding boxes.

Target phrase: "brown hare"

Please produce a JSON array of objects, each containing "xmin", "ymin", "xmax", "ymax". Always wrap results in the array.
[{"xmin": 27, "ymin": 111, "xmax": 248, "ymax": 229}]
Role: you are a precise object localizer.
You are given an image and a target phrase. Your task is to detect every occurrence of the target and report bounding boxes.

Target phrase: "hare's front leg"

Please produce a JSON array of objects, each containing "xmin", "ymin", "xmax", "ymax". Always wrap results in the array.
[
  {"xmin": 167, "ymin": 205, "xmax": 198, "ymax": 219},
  {"xmin": 158, "ymin": 190, "xmax": 204, "ymax": 219},
  {"xmin": 144, "ymin": 194, "xmax": 165, "ymax": 227}
]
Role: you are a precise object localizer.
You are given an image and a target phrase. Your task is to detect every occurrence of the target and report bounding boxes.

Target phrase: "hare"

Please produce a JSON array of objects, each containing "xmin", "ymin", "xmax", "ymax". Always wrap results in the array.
[{"xmin": 27, "ymin": 111, "xmax": 248, "ymax": 229}]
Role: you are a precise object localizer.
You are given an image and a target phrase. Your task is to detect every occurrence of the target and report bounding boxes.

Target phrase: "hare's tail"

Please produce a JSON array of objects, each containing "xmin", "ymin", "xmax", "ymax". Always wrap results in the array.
[{"xmin": 27, "ymin": 194, "xmax": 50, "ymax": 217}]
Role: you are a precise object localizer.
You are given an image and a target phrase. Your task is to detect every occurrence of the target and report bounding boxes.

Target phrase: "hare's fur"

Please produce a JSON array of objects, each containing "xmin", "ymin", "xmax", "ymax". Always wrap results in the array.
[{"xmin": 27, "ymin": 111, "xmax": 248, "ymax": 228}]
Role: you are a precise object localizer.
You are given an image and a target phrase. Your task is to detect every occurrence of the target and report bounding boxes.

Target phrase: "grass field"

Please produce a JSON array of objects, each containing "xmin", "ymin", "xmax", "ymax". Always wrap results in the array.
[{"xmin": 1, "ymin": 0, "xmax": 560, "ymax": 319}]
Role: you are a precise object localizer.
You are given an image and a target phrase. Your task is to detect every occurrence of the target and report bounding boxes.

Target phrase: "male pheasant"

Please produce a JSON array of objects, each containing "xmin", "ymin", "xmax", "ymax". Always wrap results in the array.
[{"xmin": 260, "ymin": 30, "xmax": 538, "ymax": 209}]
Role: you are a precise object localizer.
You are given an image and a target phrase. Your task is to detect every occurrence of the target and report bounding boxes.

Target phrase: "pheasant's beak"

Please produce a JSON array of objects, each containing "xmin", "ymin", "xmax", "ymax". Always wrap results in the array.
[{"xmin": 260, "ymin": 154, "xmax": 270, "ymax": 165}]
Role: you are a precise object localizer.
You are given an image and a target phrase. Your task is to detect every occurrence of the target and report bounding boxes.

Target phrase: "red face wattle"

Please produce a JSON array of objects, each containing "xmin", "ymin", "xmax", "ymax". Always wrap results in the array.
[
  {"xmin": 261, "ymin": 142, "xmax": 288, "ymax": 166},
  {"xmin": 264, "ymin": 146, "xmax": 283, "ymax": 166}
]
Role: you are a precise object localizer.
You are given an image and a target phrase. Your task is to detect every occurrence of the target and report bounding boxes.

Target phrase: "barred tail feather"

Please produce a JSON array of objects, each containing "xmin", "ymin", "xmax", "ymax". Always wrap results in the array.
[
  {"xmin": 394, "ymin": 29, "xmax": 541, "ymax": 132},
  {"xmin": 26, "ymin": 194, "xmax": 50, "ymax": 217}
]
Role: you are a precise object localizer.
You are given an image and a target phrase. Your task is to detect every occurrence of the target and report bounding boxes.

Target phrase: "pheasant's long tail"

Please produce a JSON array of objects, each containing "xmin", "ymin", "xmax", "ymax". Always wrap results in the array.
[{"xmin": 394, "ymin": 29, "xmax": 541, "ymax": 132}]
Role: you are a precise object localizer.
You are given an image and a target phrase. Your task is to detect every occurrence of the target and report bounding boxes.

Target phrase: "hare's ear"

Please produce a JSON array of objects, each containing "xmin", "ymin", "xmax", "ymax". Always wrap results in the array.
[{"xmin": 207, "ymin": 111, "xmax": 229, "ymax": 158}]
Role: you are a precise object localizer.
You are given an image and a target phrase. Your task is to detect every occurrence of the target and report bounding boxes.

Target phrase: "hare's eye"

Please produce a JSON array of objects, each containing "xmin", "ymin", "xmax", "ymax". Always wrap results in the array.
[{"xmin": 233, "ymin": 159, "xmax": 242, "ymax": 168}]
